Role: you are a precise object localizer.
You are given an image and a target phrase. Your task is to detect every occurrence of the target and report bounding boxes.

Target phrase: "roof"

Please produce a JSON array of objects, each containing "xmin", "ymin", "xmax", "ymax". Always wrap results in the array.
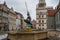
[
  {"xmin": 55, "ymin": 1, "xmax": 60, "ymax": 15},
  {"xmin": 0, "ymin": 2, "xmax": 8, "ymax": 10},
  {"xmin": 0, "ymin": 3, "xmax": 9, "ymax": 13},
  {"xmin": 48, "ymin": 9, "xmax": 55, "ymax": 16},
  {"xmin": 15, "ymin": 12, "xmax": 24, "ymax": 18},
  {"xmin": 0, "ymin": 3, "xmax": 16, "ymax": 15},
  {"xmin": 31, "ymin": 19, "xmax": 36, "ymax": 23},
  {"xmin": 0, "ymin": 4, "xmax": 4, "ymax": 9},
  {"xmin": 57, "ymin": 3, "xmax": 60, "ymax": 9}
]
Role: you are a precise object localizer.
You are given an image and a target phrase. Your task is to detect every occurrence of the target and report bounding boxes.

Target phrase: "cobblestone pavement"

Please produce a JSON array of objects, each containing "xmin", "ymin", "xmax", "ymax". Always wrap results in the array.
[{"xmin": 47, "ymin": 35, "xmax": 60, "ymax": 40}]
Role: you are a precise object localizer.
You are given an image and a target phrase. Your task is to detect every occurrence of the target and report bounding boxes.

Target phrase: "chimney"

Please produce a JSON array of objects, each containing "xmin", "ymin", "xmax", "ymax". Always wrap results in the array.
[
  {"xmin": 3, "ymin": 1, "xmax": 7, "ymax": 7},
  {"xmin": 11, "ymin": 7, "xmax": 13, "ymax": 10},
  {"xmin": 4, "ymin": 1, "xmax": 6, "ymax": 5}
]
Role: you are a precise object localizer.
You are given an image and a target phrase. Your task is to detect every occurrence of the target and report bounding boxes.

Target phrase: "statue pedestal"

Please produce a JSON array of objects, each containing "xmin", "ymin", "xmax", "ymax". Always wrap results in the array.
[
  {"xmin": 8, "ymin": 31, "xmax": 47, "ymax": 40},
  {"xmin": 26, "ymin": 24, "xmax": 32, "ymax": 28}
]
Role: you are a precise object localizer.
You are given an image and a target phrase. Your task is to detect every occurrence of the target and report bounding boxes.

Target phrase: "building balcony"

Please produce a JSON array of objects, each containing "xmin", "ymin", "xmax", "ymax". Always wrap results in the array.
[{"xmin": 3, "ymin": 15, "xmax": 8, "ymax": 18}]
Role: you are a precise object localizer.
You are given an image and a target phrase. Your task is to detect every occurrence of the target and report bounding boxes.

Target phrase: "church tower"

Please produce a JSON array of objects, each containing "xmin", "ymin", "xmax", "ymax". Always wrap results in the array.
[
  {"xmin": 36, "ymin": 0, "xmax": 46, "ymax": 9},
  {"xmin": 39, "ymin": 0, "xmax": 46, "ymax": 7},
  {"xmin": 36, "ymin": 0, "xmax": 47, "ymax": 29}
]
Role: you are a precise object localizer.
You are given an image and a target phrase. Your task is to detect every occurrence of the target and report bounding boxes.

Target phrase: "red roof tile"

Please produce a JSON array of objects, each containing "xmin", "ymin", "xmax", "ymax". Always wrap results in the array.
[{"xmin": 48, "ymin": 9, "xmax": 55, "ymax": 16}]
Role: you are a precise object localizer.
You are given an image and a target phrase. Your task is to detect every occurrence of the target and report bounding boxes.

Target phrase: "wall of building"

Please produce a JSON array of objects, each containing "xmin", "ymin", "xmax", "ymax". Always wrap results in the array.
[
  {"xmin": 36, "ymin": 9, "xmax": 47, "ymax": 29},
  {"xmin": 47, "ymin": 16, "xmax": 55, "ymax": 30},
  {"xmin": 54, "ymin": 0, "xmax": 60, "ymax": 31},
  {"xmin": 16, "ymin": 13, "xmax": 22, "ymax": 30},
  {"xmin": 36, "ymin": 0, "xmax": 48, "ymax": 29},
  {"xmin": 0, "ymin": 2, "xmax": 25, "ymax": 31},
  {"xmin": 32, "ymin": 20, "xmax": 36, "ymax": 29},
  {"xmin": 8, "ymin": 11, "xmax": 17, "ymax": 31},
  {"xmin": 0, "ymin": 10, "xmax": 9, "ymax": 31},
  {"xmin": 55, "ymin": 10, "xmax": 60, "ymax": 30},
  {"xmin": 21, "ymin": 17, "xmax": 25, "ymax": 29},
  {"xmin": 0, "ymin": 2, "xmax": 9, "ymax": 31}
]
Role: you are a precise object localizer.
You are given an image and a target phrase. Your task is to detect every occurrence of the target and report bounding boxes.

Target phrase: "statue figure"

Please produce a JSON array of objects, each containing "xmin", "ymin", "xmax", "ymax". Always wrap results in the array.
[
  {"xmin": 25, "ymin": 11, "xmax": 31, "ymax": 23},
  {"xmin": 24, "ymin": 2, "xmax": 32, "ymax": 28},
  {"xmin": 24, "ymin": 11, "xmax": 32, "ymax": 28}
]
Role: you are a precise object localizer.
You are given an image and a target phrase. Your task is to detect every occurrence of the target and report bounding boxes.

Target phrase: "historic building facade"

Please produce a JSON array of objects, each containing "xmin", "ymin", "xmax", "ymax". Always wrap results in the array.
[
  {"xmin": 55, "ymin": 0, "xmax": 60, "ymax": 31},
  {"xmin": 0, "ymin": 2, "xmax": 9, "ymax": 31},
  {"xmin": 16, "ymin": 12, "xmax": 21, "ymax": 30},
  {"xmin": 0, "ymin": 2, "xmax": 25, "ymax": 31},
  {"xmin": 47, "ymin": 8, "xmax": 55, "ymax": 30},
  {"xmin": 20, "ymin": 13, "xmax": 24, "ymax": 29},
  {"xmin": 36, "ymin": 0, "xmax": 47, "ymax": 29},
  {"xmin": 8, "ymin": 8, "xmax": 17, "ymax": 31},
  {"xmin": 31, "ymin": 20, "xmax": 36, "ymax": 29},
  {"xmin": 16, "ymin": 12, "xmax": 24, "ymax": 30}
]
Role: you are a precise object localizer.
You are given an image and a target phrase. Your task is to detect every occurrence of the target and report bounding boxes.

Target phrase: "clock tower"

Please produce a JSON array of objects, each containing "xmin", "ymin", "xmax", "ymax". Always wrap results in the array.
[
  {"xmin": 38, "ymin": 0, "xmax": 46, "ymax": 7},
  {"xmin": 36, "ymin": 0, "xmax": 47, "ymax": 29}
]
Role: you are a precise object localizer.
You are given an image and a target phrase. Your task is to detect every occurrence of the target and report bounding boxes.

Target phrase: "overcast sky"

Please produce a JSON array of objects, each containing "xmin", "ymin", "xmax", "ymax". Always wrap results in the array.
[{"xmin": 0, "ymin": 0, "xmax": 59, "ymax": 20}]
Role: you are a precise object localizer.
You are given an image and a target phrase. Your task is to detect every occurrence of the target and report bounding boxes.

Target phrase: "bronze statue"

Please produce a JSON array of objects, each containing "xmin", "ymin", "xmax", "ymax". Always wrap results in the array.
[
  {"xmin": 24, "ymin": 2, "xmax": 32, "ymax": 28},
  {"xmin": 24, "ymin": 11, "xmax": 32, "ymax": 28},
  {"xmin": 25, "ymin": 11, "xmax": 31, "ymax": 23}
]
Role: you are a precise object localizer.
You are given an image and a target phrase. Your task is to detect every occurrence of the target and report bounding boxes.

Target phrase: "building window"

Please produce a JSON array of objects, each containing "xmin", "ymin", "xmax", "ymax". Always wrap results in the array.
[
  {"xmin": 42, "ymin": 24, "xmax": 44, "ymax": 26},
  {"xmin": 44, "ymin": 15, "xmax": 46, "ymax": 18},
  {"xmin": 42, "ymin": 15, "xmax": 44, "ymax": 18},
  {"xmin": 39, "ymin": 24, "xmax": 41, "ymax": 26},
  {"xmin": 56, "ymin": 13, "xmax": 58, "ymax": 21},
  {"xmin": 39, "ymin": 20, "xmax": 41, "ymax": 23},
  {"xmin": 0, "ymin": 27, "xmax": 2, "ymax": 31},
  {"xmin": 40, "ymin": 12, "xmax": 42, "ymax": 14},
  {"xmin": 40, "ymin": 0, "xmax": 44, "ymax": 2},
  {"xmin": 0, "ymin": 11, "xmax": 2, "ymax": 16},
  {"xmin": 40, "ymin": 0, "xmax": 42, "ymax": 1},
  {"xmin": 42, "ymin": 20, "xmax": 44, "ymax": 23},
  {"xmin": 36, "ymin": 20, "xmax": 38, "ymax": 23},
  {"xmin": 36, "ymin": 17, "xmax": 38, "ymax": 19},
  {"xmin": 36, "ymin": 15, "xmax": 39, "ymax": 18},
  {"xmin": 59, "ymin": 11, "xmax": 60, "ymax": 20},
  {"xmin": 0, "ymin": 17, "xmax": 2, "ymax": 19},
  {"xmin": 39, "ymin": 20, "xmax": 41, "ymax": 26},
  {"xmin": 51, "ymin": 25, "xmax": 53, "ymax": 27},
  {"xmin": 57, "ymin": 12, "xmax": 59, "ymax": 21},
  {"xmin": 3, "ymin": 12, "xmax": 8, "ymax": 18},
  {"xmin": 39, "ymin": 15, "xmax": 40, "ymax": 18}
]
